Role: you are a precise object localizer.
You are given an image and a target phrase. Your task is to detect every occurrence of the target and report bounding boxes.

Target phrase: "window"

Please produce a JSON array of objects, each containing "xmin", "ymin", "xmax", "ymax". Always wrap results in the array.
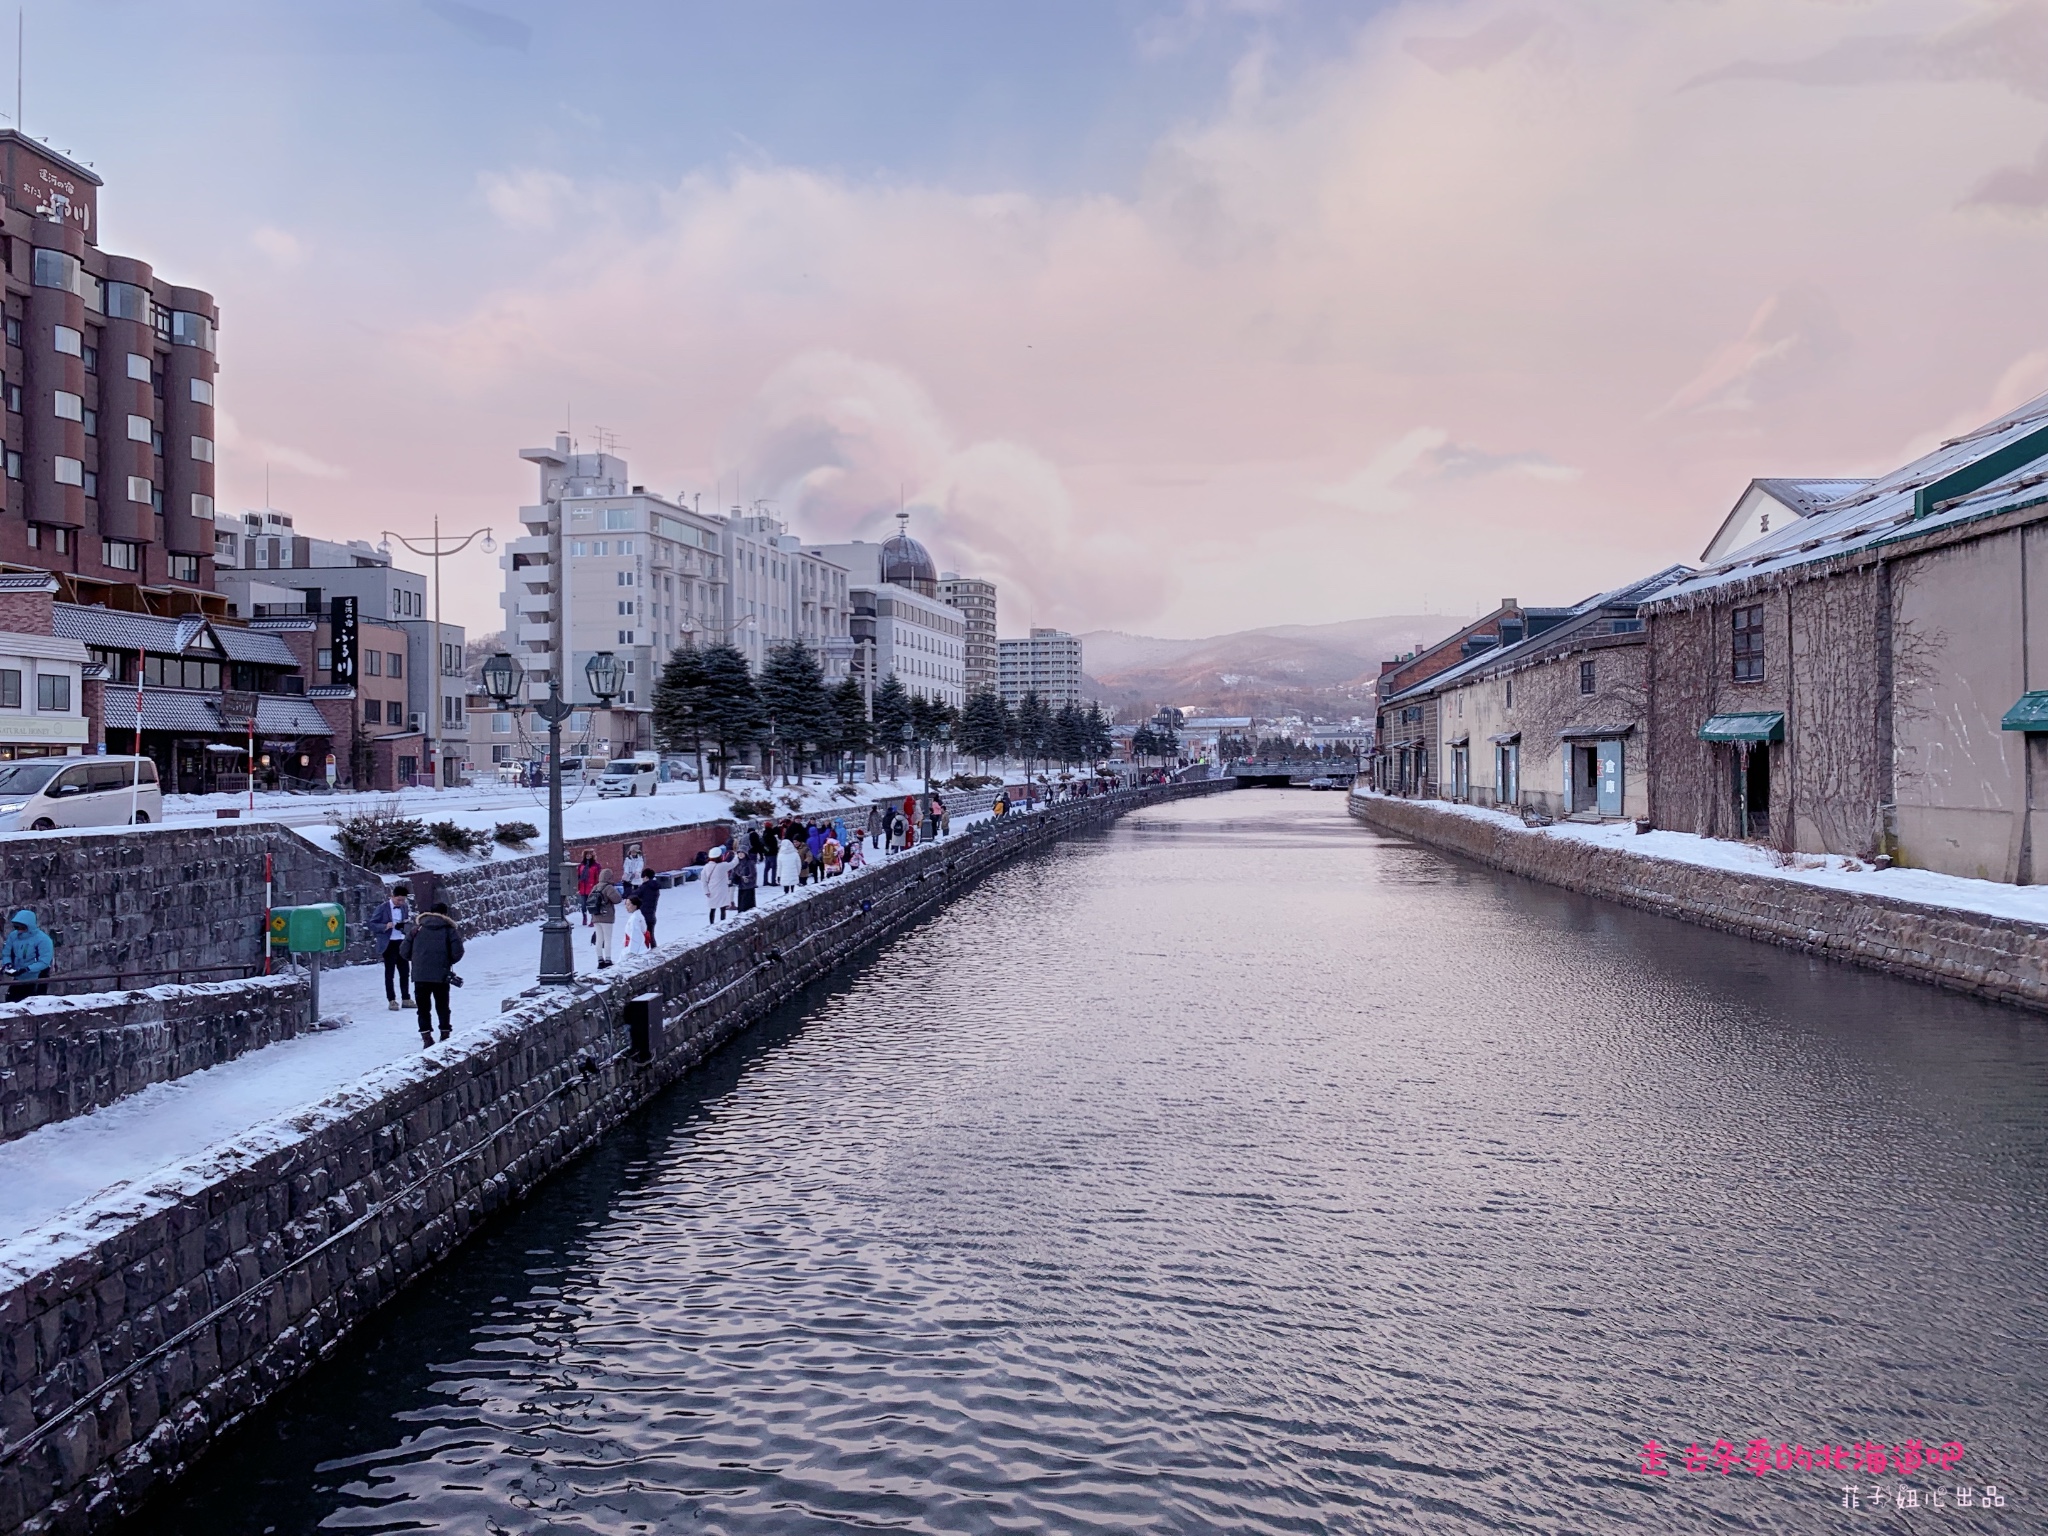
[
  {"xmin": 616, "ymin": 569, "xmax": 631, "ymax": 585},
  {"xmin": 32, "ymin": 248, "xmax": 81, "ymax": 294},
  {"xmin": 36, "ymin": 674, "xmax": 69, "ymax": 712},
  {"xmin": 102, "ymin": 539, "xmax": 139, "ymax": 571},
  {"xmin": 1580, "ymin": 660, "xmax": 1596, "ymax": 695},
  {"xmin": 492, "ymin": 743, "xmax": 512, "ymax": 763},
  {"xmin": 364, "ymin": 699, "xmax": 381, "ymax": 724},
  {"xmin": 52, "ymin": 325, "xmax": 81, "ymax": 356},
  {"xmin": 82, "ymin": 345, "xmax": 96, "ymax": 375},
  {"xmin": 189, "ymin": 377, "xmax": 212, "ymax": 405},
  {"xmin": 1731, "ymin": 604, "xmax": 1766, "ymax": 682},
  {"xmin": 618, "ymin": 629, "xmax": 633, "ymax": 644},
  {"xmin": 570, "ymin": 541, "xmax": 586, "ymax": 557},
  {"xmin": 316, "ymin": 647, "xmax": 332, "ymax": 671},
  {"xmin": 442, "ymin": 695, "xmax": 463, "ymax": 725},
  {"xmin": 0, "ymin": 670, "xmax": 17, "ymax": 708},
  {"xmin": 5, "ymin": 315, "xmax": 19, "ymax": 347},
  {"xmin": 51, "ymin": 528, "xmax": 69, "ymax": 554},
  {"xmin": 492, "ymin": 712, "xmax": 511, "ymax": 734},
  {"xmin": 83, "ymin": 408, "xmax": 96, "ymax": 437},
  {"xmin": 617, "ymin": 600, "xmax": 633, "ymax": 615},
  {"xmin": 442, "ymin": 642, "xmax": 461, "ymax": 674},
  {"xmin": 604, "ymin": 508, "xmax": 633, "ymax": 530},
  {"xmin": 126, "ymin": 413, "xmax": 151, "ymax": 442},
  {"xmin": 4, "ymin": 382, "xmax": 17, "ymax": 412},
  {"xmin": 189, "ymin": 436, "xmax": 214, "ymax": 463},
  {"xmin": 1505, "ymin": 678, "xmax": 1514, "ymax": 708},
  {"xmin": 387, "ymin": 651, "xmax": 403, "ymax": 679},
  {"xmin": 53, "ymin": 456, "xmax": 82, "ymax": 486},
  {"xmin": 126, "ymin": 352, "xmax": 150, "ymax": 381},
  {"xmin": 617, "ymin": 539, "xmax": 633, "ymax": 555},
  {"xmin": 190, "ymin": 493, "xmax": 214, "ymax": 521},
  {"xmin": 365, "ymin": 651, "xmax": 382, "ymax": 677},
  {"xmin": 170, "ymin": 311, "xmax": 214, "ymax": 351},
  {"xmin": 127, "ymin": 475, "xmax": 152, "ymax": 504},
  {"xmin": 52, "ymin": 390, "xmax": 82, "ymax": 421},
  {"xmin": 82, "ymin": 471, "xmax": 96, "ymax": 498},
  {"xmin": 168, "ymin": 553, "xmax": 199, "ymax": 583},
  {"xmin": 107, "ymin": 283, "xmax": 151, "ymax": 323}
]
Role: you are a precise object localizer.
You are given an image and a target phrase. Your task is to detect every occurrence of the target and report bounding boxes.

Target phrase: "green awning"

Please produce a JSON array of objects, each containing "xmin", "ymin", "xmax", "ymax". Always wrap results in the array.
[
  {"xmin": 1699, "ymin": 711, "xmax": 1784, "ymax": 743},
  {"xmin": 2002, "ymin": 691, "xmax": 2048, "ymax": 731}
]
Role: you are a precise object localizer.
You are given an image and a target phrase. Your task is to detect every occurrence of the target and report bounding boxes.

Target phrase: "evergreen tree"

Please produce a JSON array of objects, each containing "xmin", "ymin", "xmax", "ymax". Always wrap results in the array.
[
  {"xmin": 959, "ymin": 688, "xmax": 1010, "ymax": 770},
  {"xmin": 827, "ymin": 675, "xmax": 869, "ymax": 781},
  {"xmin": 1012, "ymin": 688, "xmax": 1052, "ymax": 777},
  {"xmin": 695, "ymin": 643, "xmax": 762, "ymax": 790},
  {"xmin": 1052, "ymin": 702, "xmax": 1087, "ymax": 769},
  {"xmin": 1132, "ymin": 723, "xmax": 1158, "ymax": 765},
  {"xmin": 1084, "ymin": 701, "xmax": 1113, "ymax": 765},
  {"xmin": 872, "ymin": 673, "xmax": 913, "ymax": 780},
  {"xmin": 651, "ymin": 644, "xmax": 712, "ymax": 783},
  {"xmin": 758, "ymin": 640, "xmax": 831, "ymax": 784}
]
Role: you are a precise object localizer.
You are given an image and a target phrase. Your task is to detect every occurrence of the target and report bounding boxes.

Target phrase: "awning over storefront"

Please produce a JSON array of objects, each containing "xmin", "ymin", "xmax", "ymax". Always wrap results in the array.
[
  {"xmin": 253, "ymin": 697, "xmax": 332, "ymax": 735},
  {"xmin": 1699, "ymin": 711, "xmax": 1785, "ymax": 743},
  {"xmin": 1560, "ymin": 723, "xmax": 1636, "ymax": 740},
  {"xmin": 2002, "ymin": 691, "xmax": 2048, "ymax": 731}
]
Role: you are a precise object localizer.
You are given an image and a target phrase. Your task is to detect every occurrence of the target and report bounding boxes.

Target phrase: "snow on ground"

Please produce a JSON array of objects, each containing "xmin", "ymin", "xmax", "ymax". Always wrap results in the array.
[
  {"xmin": 1354, "ymin": 789, "xmax": 2048, "ymax": 926},
  {"xmin": 0, "ymin": 801, "xmax": 1016, "ymax": 1285},
  {"xmin": 161, "ymin": 775, "xmax": 950, "ymax": 871}
]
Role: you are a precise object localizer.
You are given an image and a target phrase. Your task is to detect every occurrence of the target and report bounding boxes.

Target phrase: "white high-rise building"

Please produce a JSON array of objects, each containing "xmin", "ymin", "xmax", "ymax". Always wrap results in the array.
[
  {"xmin": 503, "ymin": 439, "xmax": 728, "ymax": 759},
  {"xmin": 723, "ymin": 506, "xmax": 851, "ymax": 679},
  {"xmin": 998, "ymin": 628, "xmax": 1085, "ymax": 710}
]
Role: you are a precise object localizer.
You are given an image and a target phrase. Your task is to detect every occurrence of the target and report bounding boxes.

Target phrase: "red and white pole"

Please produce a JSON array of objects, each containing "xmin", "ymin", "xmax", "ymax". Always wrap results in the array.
[
  {"xmin": 247, "ymin": 716, "xmax": 255, "ymax": 811},
  {"xmin": 130, "ymin": 645, "xmax": 143, "ymax": 825}
]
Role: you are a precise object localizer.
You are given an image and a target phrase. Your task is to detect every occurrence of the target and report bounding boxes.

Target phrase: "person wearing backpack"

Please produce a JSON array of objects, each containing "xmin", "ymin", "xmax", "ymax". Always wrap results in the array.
[{"xmin": 401, "ymin": 901, "xmax": 465, "ymax": 1046}]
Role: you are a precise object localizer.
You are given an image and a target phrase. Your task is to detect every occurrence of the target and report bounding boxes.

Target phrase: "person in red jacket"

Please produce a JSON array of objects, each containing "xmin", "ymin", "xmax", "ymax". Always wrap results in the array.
[{"xmin": 576, "ymin": 849, "xmax": 601, "ymax": 925}]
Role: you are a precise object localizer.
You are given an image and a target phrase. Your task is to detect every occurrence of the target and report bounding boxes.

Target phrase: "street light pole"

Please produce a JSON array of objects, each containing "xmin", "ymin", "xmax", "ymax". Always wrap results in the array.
[{"xmin": 382, "ymin": 521, "xmax": 496, "ymax": 788}]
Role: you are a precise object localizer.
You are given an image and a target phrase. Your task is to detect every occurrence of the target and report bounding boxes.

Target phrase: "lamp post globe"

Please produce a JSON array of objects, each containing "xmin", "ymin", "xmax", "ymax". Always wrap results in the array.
[
  {"xmin": 481, "ymin": 651, "xmax": 523, "ymax": 706},
  {"xmin": 585, "ymin": 649, "xmax": 624, "ymax": 705}
]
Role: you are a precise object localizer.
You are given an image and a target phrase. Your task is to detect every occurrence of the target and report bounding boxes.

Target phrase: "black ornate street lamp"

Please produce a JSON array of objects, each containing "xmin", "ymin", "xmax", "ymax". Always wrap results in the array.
[{"xmin": 482, "ymin": 647, "xmax": 622, "ymax": 984}]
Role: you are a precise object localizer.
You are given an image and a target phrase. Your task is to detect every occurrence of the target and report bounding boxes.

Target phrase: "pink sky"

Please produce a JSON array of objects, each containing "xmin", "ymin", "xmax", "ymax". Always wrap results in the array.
[{"xmin": 198, "ymin": 0, "xmax": 2048, "ymax": 640}]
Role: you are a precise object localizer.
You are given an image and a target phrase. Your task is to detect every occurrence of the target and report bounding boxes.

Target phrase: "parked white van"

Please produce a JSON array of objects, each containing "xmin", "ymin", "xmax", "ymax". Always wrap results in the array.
[
  {"xmin": 597, "ymin": 757, "xmax": 659, "ymax": 798},
  {"xmin": 0, "ymin": 756, "xmax": 162, "ymax": 832}
]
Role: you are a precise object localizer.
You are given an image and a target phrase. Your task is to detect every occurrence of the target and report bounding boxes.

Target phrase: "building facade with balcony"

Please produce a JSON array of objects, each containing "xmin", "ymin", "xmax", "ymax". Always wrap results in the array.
[
  {"xmin": 938, "ymin": 573, "xmax": 997, "ymax": 696},
  {"xmin": 503, "ymin": 439, "xmax": 728, "ymax": 761},
  {"xmin": 997, "ymin": 628, "xmax": 1085, "ymax": 710},
  {"xmin": 813, "ymin": 518, "xmax": 966, "ymax": 708},
  {"xmin": 727, "ymin": 506, "xmax": 851, "ymax": 679},
  {"xmin": 0, "ymin": 132, "xmax": 221, "ymax": 616}
]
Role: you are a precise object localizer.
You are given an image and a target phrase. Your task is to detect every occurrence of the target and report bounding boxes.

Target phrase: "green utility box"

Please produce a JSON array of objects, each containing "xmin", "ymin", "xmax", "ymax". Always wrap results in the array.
[{"xmin": 270, "ymin": 903, "xmax": 345, "ymax": 953}]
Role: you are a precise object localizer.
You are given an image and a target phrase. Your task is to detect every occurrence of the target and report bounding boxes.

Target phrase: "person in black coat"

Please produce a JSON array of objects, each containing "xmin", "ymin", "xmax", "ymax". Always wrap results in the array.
[
  {"xmin": 731, "ymin": 845, "xmax": 757, "ymax": 912},
  {"xmin": 401, "ymin": 901, "xmax": 465, "ymax": 1045},
  {"xmin": 635, "ymin": 873, "xmax": 661, "ymax": 946}
]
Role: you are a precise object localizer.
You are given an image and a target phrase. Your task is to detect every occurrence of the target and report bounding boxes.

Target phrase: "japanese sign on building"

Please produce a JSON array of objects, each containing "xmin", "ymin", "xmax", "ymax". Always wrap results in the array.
[{"xmin": 329, "ymin": 595, "xmax": 359, "ymax": 688}]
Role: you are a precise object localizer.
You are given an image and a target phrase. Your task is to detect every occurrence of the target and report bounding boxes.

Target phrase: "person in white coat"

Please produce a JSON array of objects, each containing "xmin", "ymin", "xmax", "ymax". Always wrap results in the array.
[
  {"xmin": 702, "ymin": 852, "xmax": 732, "ymax": 924},
  {"xmin": 775, "ymin": 835, "xmax": 802, "ymax": 893}
]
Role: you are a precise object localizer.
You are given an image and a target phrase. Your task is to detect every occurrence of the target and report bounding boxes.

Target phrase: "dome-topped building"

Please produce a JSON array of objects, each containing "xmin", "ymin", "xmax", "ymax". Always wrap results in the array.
[{"xmin": 878, "ymin": 512, "xmax": 939, "ymax": 596}]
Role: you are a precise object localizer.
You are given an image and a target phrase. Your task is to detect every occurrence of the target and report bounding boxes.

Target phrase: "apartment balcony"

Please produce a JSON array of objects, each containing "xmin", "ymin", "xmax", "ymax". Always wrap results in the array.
[
  {"xmin": 517, "ymin": 621, "xmax": 555, "ymax": 647},
  {"xmin": 515, "ymin": 588, "xmax": 553, "ymax": 617}
]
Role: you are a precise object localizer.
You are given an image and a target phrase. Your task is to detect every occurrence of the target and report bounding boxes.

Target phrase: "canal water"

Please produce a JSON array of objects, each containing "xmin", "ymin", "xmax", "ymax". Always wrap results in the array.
[{"xmin": 150, "ymin": 792, "xmax": 2046, "ymax": 1533}]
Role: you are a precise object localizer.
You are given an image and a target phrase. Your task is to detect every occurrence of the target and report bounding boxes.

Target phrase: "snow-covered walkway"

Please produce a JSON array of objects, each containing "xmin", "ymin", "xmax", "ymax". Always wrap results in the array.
[{"xmin": 0, "ymin": 810, "xmax": 1012, "ymax": 1282}]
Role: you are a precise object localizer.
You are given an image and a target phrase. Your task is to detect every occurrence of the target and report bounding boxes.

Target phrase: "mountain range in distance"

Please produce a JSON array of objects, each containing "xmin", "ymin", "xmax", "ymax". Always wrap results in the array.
[{"xmin": 1075, "ymin": 614, "xmax": 1463, "ymax": 719}]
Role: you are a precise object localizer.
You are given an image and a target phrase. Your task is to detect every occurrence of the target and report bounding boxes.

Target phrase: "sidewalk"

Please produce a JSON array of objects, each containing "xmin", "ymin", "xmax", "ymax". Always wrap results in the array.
[{"xmin": 0, "ymin": 812, "xmax": 1008, "ymax": 1281}]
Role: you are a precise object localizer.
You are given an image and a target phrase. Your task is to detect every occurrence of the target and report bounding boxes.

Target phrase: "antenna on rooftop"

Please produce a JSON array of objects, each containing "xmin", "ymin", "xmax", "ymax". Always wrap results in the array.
[{"xmin": 15, "ymin": 8, "xmax": 21, "ymax": 138}]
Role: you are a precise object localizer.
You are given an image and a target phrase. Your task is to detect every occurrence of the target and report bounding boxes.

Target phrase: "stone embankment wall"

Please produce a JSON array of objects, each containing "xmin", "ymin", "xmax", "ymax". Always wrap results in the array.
[
  {"xmin": 0, "ymin": 779, "xmax": 1230, "ymax": 1534},
  {"xmin": 0, "ymin": 826, "xmax": 388, "ymax": 989},
  {"xmin": 1351, "ymin": 792, "xmax": 2048, "ymax": 1014},
  {"xmin": 0, "ymin": 974, "xmax": 309, "ymax": 1144}
]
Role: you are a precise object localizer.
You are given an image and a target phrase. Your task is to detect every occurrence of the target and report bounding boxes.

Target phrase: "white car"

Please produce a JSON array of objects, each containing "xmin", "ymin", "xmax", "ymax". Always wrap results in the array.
[
  {"xmin": 597, "ymin": 759, "xmax": 659, "ymax": 797},
  {"xmin": 0, "ymin": 756, "xmax": 162, "ymax": 831}
]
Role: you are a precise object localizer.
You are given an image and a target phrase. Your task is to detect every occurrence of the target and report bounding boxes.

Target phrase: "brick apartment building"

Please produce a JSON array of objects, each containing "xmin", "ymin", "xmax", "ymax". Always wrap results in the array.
[{"xmin": 0, "ymin": 131, "xmax": 221, "ymax": 615}]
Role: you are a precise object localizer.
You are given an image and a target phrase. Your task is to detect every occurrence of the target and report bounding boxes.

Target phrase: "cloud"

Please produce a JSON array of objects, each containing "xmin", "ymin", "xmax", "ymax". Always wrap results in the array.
[
  {"xmin": 215, "ymin": 411, "xmax": 346, "ymax": 483},
  {"xmin": 1403, "ymin": 12, "xmax": 1557, "ymax": 74},
  {"xmin": 1964, "ymin": 136, "xmax": 2048, "ymax": 209},
  {"xmin": 250, "ymin": 225, "xmax": 304, "ymax": 267},
  {"xmin": 241, "ymin": 0, "xmax": 2048, "ymax": 639},
  {"xmin": 1686, "ymin": 2, "xmax": 2048, "ymax": 100},
  {"xmin": 1658, "ymin": 285, "xmax": 1853, "ymax": 417},
  {"xmin": 422, "ymin": 0, "xmax": 530, "ymax": 51},
  {"xmin": 478, "ymin": 167, "xmax": 578, "ymax": 231}
]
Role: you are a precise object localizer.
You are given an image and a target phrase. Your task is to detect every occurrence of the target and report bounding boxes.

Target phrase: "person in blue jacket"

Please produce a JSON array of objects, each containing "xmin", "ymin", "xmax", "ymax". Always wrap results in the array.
[{"xmin": 3, "ymin": 910, "xmax": 54, "ymax": 1000}]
